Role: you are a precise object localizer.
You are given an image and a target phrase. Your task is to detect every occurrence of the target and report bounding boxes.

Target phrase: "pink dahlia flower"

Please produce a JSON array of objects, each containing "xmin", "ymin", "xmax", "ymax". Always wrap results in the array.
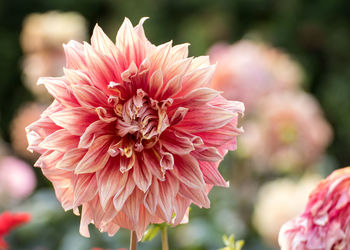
[
  {"xmin": 240, "ymin": 91, "xmax": 332, "ymax": 172},
  {"xmin": 279, "ymin": 167, "xmax": 350, "ymax": 250},
  {"xmin": 26, "ymin": 18, "xmax": 244, "ymax": 239},
  {"xmin": 208, "ymin": 41, "xmax": 303, "ymax": 113}
]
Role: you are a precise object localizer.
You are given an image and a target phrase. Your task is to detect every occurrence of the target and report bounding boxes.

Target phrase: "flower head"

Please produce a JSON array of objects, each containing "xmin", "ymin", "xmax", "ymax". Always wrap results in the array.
[
  {"xmin": 0, "ymin": 211, "xmax": 31, "ymax": 249},
  {"xmin": 279, "ymin": 167, "xmax": 350, "ymax": 250},
  {"xmin": 208, "ymin": 41, "xmax": 303, "ymax": 113},
  {"xmin": 26, "ymin": 18, "xmax": 244, "ymax": 239},
  {"xmin": 240, "ymin": 92, "xmax": 332, "ymax": 172}
]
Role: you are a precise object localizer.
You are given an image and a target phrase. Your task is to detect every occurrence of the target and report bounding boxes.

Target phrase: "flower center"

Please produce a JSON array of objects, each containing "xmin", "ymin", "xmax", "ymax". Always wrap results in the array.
[{"xmin": 114, "ymin": 89, "xmax": 170, "ymax": 151}]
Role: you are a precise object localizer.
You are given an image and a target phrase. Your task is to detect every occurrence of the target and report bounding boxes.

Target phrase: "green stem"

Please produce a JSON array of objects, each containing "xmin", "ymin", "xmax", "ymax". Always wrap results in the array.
[
  {"xmin": 130, "ymin": 230, "xmax": 137, "ymax": 250},
  {"xmin": 161, "ymin": 225, "xmax": 169, "ymax": 250}
]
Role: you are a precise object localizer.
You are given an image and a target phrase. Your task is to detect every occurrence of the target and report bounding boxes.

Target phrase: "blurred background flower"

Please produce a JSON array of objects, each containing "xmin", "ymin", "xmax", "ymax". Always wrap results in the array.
[{"xmin": 0, "ymin": 0, "xmax": 348, "ymax": 249}]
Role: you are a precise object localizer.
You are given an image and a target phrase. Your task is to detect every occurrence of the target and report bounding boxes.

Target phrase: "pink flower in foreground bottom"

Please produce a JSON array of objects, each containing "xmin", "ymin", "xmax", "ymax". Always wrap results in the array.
[
  {"xmin": 279, "ymin": 167, "xmax": 350, "ymax": 250},
  {"xmin": 26, "ymin": 18, "xmax": 244, "ymax": 239}
]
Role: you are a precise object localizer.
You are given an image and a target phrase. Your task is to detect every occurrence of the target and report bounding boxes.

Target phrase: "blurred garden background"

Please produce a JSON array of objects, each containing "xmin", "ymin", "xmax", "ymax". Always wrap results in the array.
[{"xmin": 0, "ymin": 0, "xmax": 350, "ymax": 249}]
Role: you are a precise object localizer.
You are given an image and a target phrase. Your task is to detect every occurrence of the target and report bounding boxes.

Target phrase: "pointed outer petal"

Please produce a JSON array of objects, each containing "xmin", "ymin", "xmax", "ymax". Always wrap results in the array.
[
  {"xmin": 168, "ymin": 43, "xmax": 190, "ymax": 63},
  {"xmin": 172, "ymin": 195, "xmax": 191, "ymax": 225},
  {"xmin": 160, "ymin": 151, "xmax": 174, "ymax": 171},
  {"xmin": 135, "ymin": 206, "xmax": 152, "ymax": 240},
  {"xmin": 163, "ymin": 57, "xmax": 192, "ymax": 82},
  {"xmin": 116, "ymin": 18, "xmax": 147, "ymax": 66},
  {"xmin": 176, "ymin": 64, "xmax": 216, "ymax": 96},
  {"xmin": 100, "ymin": 199, "xmax": 119, "ymax": 226},
  {"xmin": 113, "ymin": 175, "xmax": 136, "ymax": 212},
  {"xmin": 174, "ymin": 104, "xmax": 235, "ymax": 133},
  {"xmin": 75, "ymin": 135, "xmax": 114, "ymax": 174},
  {"xmin": 148, "ymin": 70, "xmax": 163, "ymax": 98},
  {"xmin": 169, "ymin": 107, "xmax": 188, "ymax": 126},
  {"xmin": 132, "ymin": 155, "xmax": 152, "ymax": 192},
  {"xmin": 63, "ymin": 40, "xmax": 87, "ymax": 70},
  {"xmin": 157, "ymin": 173, "xmax": 179, "ymax": 222},
  {"xmin": 188, "ymin": 56, "xmax": 211, "ymax": 71},
  {"xmin": 142, "ymin": 150, "xmax": 164, "ymax": 181},
  {"xmin": 26, "ymin": 115, "xmax": 61, "ymax": 139},
  {"xmin": 172, "ymin": 154, "xmax": 206, "ymax": 189},
  {"xmin": 35, "ymin": 150, "xmax": 64, "ymax": 169},
  {"xmin": 56, "ymin": 148, "xmax": 87, "ymax": 171},
  {"xmin": 178, "ymin": 184, "xmax": 210, "ymax": 208},
  {"xmin": 122, "ymin": 188, "xmax": 143, "ymax": 225},
  {"xmin": 190, "ymin": 147, "xmax": 222, "ymax": 162},
  {"xmin": 95, "ymin": 106, "xmax": 117, "ymax": 123},
  {"xmin": 55, "ymin": 185, "xmax": 75, "ymax": 211},
  {"xmin": 160, "ymin": 130, "xmax": 194, "ymax": 155},
  {"xmin": 49, "ymin": 107, "xmax": 98, "ymax": 136},
  {"xmin": 39, "ymin": 129, "xmax": 79, "ymax": 152},
  {"xmin": 71, "ymin": 84, "xmax": 109, "ymax": 108},
  {"xmin": 170, "ymin": 88, "xmax": 221, "ymax": 111},
  {"xmin": 87, "ymin": 196, "xmax": 105, "ymax": 228},
  {"xmin": 156, "ymin": 74, "xmax": 183, "ymax": 100},
  {"xmin": 37, "ymin": 77, "xmax": 78, "ymax": 107},
  {"xmin": 209, "ymin": 95, "xmax": 245, "ymax": 115},
  {"xmin": 148, "ymin": 41, "xmax": 173, "ymax": 73},
  {"xmin": 79, "ymin": 203, "xmax": 93, "ymax": 237},
  {"xmin": 144, "ymin": 178, "xmax": 159, "ymax": 214},
  {"xmin": 198, "ymin": 161, "xmax": 228, "ymax": 187},
  {"xmin": 193, "ymin": 118, "xmax": 243, "ymax": 147},
  {"xmin": 91, "ymin": 24, "xmax": 122, "ymax": 67},
  {"xmin": 96, "ymin": 158, "xmax": 127, "ymax": 209},
  {"xmin": 120, "ymin": 153, "xmax": 136, "ymax": 173},
  {"xmin": 63, "ymin": 68, "xmax": 92, "ymax": 86},
  {"xmin": 78, "ymin": 120, "xmax": 111, "ymax": 148},
  {"xmin": 100, "ymin": 221, "xmax": 120, "ymax": 237},
  {"xmin": 113, "ymin": 211, "xmax": 134, "ymax": 231},
  {"xmin": 84, "ymin": 43, "xmax": 118, "ymax": 93},
  {"xmin": 73, "ymin": 174, "xmax": 98, "ymax": 207}
]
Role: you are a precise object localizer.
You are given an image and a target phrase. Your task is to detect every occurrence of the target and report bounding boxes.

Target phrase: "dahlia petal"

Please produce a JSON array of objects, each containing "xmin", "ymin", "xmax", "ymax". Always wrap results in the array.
[
  {"xmin": 148, "ymin": 41, "xmax": 172, "ymax": 73},
  {"xmin": 39, "ymin": 129, "xmax": 79, "ymax": 152},
  {"xmin": 80, "ymin": 203, "xmax": 93, "ymax": 237},
  {"xmin": 49, "ymin": 107, "xmax": 97, "ymax": 135},
  {"xmin": 178, "ymin": 64, "xmax": 216, "ymax": 95},
  {"xmin": 63, "ymin": 68, "xmax": 92, "ymax": 86},
  {"xmin": 75, "ymin": 135, "xmax": 113, "ymax": 174},
  {"xmin": 38, "ymin": 77, "xmax": 78, "ymax": 107},
  {"xmin": 157, "ymin": 74, "xmax": 183, "ymax": 100},
  {"xmin": 171, "ymin": 87, "xmax": 221, "ymax": 111},
  {"xmin": 84, "ymin": 43, "xmax": 118, "ymax": 92},
  {"xmin": 116, "ymin": 18, "xmax": 146, "ymax": 66},
  {"xmin": 179, "ymin": 184, "xmax": 210, "ymax": 208},
  {"xmin": 199, "ymin": 161, "xmax": 228, "ymax": 187},
  {"xmin": 163, "ymin": 57, "xmax": 192, "ymax": 82},
  {"xmin": 97, "ymin": 160, "xmax": 127, "ymax": 209},
  {"xmin": 113, "ymin": 175, "xmax": 136, "ymax": 211},
  {"xmin": 71, "ymin": 84, "xmax": 108, "ymax": 108},
  {"xmin": 144, "ymin": 179, "xmax": 159, "ymax": 214},
  {"xmin": 169, "ymin": 43, "xmax": 189, "ymax": 61},
  {"xmin": 157, "ymin": 174, "xmax": 179, "ymax": 222},
  {"xmin": 121, "ymin": 61, "xmax": 138, "ymax": 83},
  {"xmin": 122, "ymin": 189, "xmax": 143, "ymax": 224},
  {"xmin": 95, "ymin": 106, "xmax": 117, "ymax": 123},
  {"xmin": 148, "ymin": 69, "xmax": 163, "ymax": 98},
  {"xmin": 79, "ymin": 120, "xmax": 110, "ymax": 148},
  {"xmin": 173, "ymin": 154, "xmax": 205, "ymax": 189},
  {"xmin": 57, "ymin": 148, "xmax": 87, "ymax": 171},
  {"xmin": 188, "ymin": 56, "xmax": 211, "ymax": 71},
  {"xmin": 191, "ymin": 147, "xmax": 222, "ymax": 162},
  {"xmin": 63, "ymin": 40, "xmax": 87, "ymax": 70},
  {"xmin": 73, "ymin": 174, "xmax": 98, "ymax": 206},
  {"xmin": 160, "ymin": 151, "xmax": 174, "ymax": 171},
  {"xmin": 170, "ymin": 107, "xmax": 188, "ymax": 126},
  {"xmin": 173, "ymin": 196, "xmax": 191, "ymax": 225},
  {"xmin": 142, "ymin": 150, "xmax": 164, "ymax": 181},
  {"xmin": 175, "ymin": 104, "xmax": 235, "ymax": 133},
  {"xmin": 133, "ymin": 156, "xmax": 152, "ymax": 192},
  {"xmin": 135, "ymin": 206, "xmax": 152, "ymax": 240},
  {"xmin": 160, "ymin": 130, "xmax": 194, "ymax": 155},
  {"xmin": 120, "ymin": 153, "xmax": 135, "ymax": 173}
]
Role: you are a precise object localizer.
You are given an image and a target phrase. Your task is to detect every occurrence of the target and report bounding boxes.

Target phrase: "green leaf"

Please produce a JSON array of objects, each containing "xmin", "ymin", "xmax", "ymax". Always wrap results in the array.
[{"xmin": 142, "ymin": 224, "xmax": 160, "ymax": 242}]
